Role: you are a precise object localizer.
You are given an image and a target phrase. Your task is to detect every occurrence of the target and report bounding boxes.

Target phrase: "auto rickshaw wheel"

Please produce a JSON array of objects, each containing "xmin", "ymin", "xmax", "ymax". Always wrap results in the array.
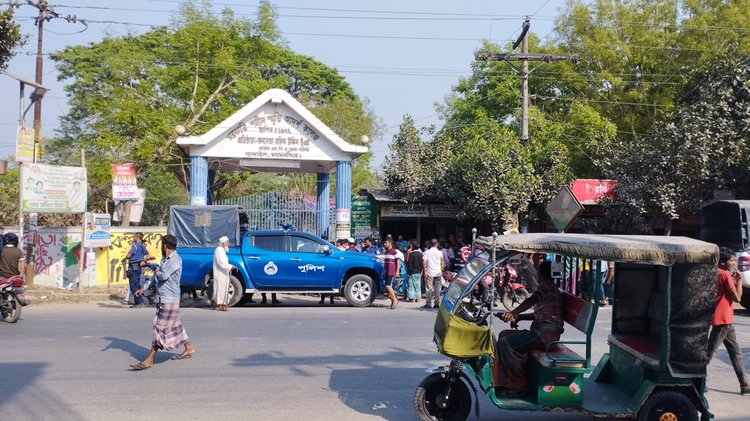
[
  {"xmin": 414, "ymin": 372, "xmax": 471, "ymax": 421},
  {"xmin": 637, "ymin": 390, "xmax": 699, "ymax": 421}
]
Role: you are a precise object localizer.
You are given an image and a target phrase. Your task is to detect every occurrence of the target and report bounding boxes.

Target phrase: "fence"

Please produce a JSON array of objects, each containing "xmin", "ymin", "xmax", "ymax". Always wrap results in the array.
[{"xmin": 217, "ymin": 191, "xmax": 335, "ymax": 237}]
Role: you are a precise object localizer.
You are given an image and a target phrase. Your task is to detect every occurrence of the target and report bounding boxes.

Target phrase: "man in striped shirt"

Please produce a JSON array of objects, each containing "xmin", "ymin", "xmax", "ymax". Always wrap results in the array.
[{"xmin": 382, "ymin": 240, "xmax": 399, "ymax": 310}]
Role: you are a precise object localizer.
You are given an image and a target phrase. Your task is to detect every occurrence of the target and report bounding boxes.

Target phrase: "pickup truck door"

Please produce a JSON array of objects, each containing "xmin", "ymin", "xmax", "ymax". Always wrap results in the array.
[
  {"xmin": 244, "ymin": 234, "xmax": 287, "ymax": 288},
  {"xmin": 286, "ymin": 235, "xmax": 341, "ymax": 288}
]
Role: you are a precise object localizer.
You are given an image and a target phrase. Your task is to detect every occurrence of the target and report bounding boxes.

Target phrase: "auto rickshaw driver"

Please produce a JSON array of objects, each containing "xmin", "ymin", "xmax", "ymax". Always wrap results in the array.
[{"xmin": 495, "ymin": 261, "xmax": 565, "ymax": 397}]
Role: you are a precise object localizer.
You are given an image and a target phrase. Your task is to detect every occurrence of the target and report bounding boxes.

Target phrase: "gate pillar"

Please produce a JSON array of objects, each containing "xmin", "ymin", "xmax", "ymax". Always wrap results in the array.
[
  {"xmin": 190, "ymin": 156, "xmax": 208, "ymax": 205},
  {"xmin": 316, "ymin": 173, "xmax": 330, "ymax": 239},
  {"xmin": 334, "ymin": 160, "xmax": 352, "ymax": 240}
]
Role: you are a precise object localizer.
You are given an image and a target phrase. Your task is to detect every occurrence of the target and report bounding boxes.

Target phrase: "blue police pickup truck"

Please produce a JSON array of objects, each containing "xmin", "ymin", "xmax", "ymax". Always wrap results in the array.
[{"xmin": 167, "ymin": 205, "xmax": 383, "ymax": 307}]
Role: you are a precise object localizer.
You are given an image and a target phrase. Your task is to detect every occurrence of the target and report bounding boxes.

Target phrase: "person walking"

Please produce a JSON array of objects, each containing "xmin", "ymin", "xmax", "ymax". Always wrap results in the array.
[
  {"xmin": 123, "ymin": 233, "xmax": 152, "ymax": 308},
  {"xmin": 212, "ymin": 236, "xmax": 233, "ymax": 311},
  {"xmin": 382, "ymin": 239, "xmax": 399, "ymax": 309},
  {"xmin": 707, "ymin": 247, "xmax": 750, "ymax": 395},
  {"xmin": 422, "ymin": 239, "xmax": 444, "ymax": 309},
  {"xmin": 406, "ymin": 241, "xmax": 423, "ymax": 302},
  {"xmin": 131, "ymin": 235, "xmax": 194, "ymax": 370}
]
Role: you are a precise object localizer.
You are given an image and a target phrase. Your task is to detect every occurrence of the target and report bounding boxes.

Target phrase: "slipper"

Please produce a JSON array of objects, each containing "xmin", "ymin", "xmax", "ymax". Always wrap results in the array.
[
  {"xmin": 130, "ymin": 362, "xmax": 152, "ymax": 371},
  {"xmin": 171, "ymin": 353, "xmax": 193, "ymax": 360}
]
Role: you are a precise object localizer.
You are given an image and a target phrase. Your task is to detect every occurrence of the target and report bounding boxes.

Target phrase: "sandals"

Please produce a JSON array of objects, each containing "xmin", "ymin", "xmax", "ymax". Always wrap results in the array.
[
  {"xmin": 130, "ymin": 362, "xmax": 151, "ymax": 371},
  {"xmin": 171, "ymin": 352, "xmax": 194, "ymax": 360}
]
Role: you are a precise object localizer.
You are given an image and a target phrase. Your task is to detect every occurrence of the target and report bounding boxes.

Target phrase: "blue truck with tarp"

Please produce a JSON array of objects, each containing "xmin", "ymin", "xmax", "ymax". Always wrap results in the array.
[{"xmin": 167, "ymin": 205, "xmax": 383, "ymax": 307}]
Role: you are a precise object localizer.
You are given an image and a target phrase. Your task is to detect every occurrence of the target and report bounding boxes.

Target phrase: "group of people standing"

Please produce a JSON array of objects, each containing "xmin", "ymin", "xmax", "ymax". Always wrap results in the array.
[{"xmin": 372, "ymin": 235, "xmax": 469, "ymax": 310}]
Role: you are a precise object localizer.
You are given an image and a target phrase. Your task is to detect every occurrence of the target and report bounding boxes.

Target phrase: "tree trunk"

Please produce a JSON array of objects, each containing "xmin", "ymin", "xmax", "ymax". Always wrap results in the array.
[
  {"xmin": 663, "ymin": 217, "xmax": 673, "ymax": 236},
  {"xmin": 120, "ymin": 201, "xmax": 132, "ymax": 227}
]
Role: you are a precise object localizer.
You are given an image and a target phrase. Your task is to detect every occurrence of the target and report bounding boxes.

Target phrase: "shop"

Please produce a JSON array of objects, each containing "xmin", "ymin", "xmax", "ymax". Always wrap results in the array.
[{"xmin": 357, "ymin": 189, "xmax": 472, "ymax": 247}]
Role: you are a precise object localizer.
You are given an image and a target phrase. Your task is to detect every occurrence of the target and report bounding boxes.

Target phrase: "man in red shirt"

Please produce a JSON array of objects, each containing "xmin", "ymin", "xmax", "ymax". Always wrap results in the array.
[{"xmin": 707, "ymin": 247, "xmax": 749, "ymax": 395}]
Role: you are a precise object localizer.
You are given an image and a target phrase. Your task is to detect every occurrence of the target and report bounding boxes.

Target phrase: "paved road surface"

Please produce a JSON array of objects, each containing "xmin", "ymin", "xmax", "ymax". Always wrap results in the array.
[{"xmin": 1, "ymin": 296, "xmax": 749, "ymax": 420}]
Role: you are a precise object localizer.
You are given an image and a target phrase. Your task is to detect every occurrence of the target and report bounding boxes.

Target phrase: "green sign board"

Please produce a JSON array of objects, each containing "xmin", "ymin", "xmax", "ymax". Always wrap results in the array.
[{"xmin": 351, "ymin": 194, "xmax": 377, "ymax": 239}]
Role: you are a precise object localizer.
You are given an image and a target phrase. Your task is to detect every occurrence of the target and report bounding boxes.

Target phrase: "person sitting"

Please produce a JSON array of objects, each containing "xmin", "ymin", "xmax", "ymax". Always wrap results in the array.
[
  {"xmin": 495, "ymin": 261, "xmax": 564, "ymax": 397},
  {"xmin": 0, "ymin": 233, "xmax": 24, "ymax": 279}
]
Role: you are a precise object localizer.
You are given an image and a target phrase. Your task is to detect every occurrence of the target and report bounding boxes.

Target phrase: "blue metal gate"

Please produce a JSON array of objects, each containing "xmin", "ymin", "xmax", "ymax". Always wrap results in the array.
[{"xmin": 217, "ymin": 192, "xmax": 335, "ymax": 237}]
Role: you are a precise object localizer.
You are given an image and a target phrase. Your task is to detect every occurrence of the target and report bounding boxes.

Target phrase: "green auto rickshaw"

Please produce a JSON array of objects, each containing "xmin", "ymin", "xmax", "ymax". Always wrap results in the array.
[{"xmin": 414, "ymin": 233, "xmax": 718, "ymax": 421}]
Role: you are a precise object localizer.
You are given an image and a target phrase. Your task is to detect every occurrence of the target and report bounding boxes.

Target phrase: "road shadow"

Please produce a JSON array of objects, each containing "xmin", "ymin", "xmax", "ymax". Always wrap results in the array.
[
  {"xmin": 101, "ymin": 336, "xmax": 153, "ymax": 360},
  {"xmin": 0, "ymin": 362, "xmax": 83, "ymax": 420},
  {"xmin": 329, "ymin": 366, "xmax": 428, "ymax": 421},
  {"xmin": 232, "ymin": 347, "xmax": 440, "ymax": 420}
]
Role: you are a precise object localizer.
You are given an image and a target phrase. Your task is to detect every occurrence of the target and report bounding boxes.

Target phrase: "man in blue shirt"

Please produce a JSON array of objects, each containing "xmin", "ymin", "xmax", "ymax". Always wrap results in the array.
[
  {"xmin": 131, "ymin": 235, "xmax": 194, "ymax": 370},
  {"xmin": 123, "ymin": 232, "xmax": 152, "ymax": 308}
]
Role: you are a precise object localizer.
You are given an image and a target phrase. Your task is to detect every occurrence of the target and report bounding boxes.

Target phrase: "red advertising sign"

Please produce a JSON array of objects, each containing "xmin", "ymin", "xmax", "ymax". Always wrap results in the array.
[
  {"xmin": 570, "ymin": 179, "xmax": 617, "ymax": 205},
  {"xmin": 112, "ymin": 163, "xmax": 138, "ymax": 201}
]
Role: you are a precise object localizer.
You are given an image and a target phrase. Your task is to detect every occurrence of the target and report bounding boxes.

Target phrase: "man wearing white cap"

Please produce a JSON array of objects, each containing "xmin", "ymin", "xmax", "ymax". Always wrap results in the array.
[
  {"xmin": 346, "ymin": 237, "xmax": 358, "ymax": 252},
  {"xmin": 213, "ymin": 236, "xmax": 233, "ymax": 311}
]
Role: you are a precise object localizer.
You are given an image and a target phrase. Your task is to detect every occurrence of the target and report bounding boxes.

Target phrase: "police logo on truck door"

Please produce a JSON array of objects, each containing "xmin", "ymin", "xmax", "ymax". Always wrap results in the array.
[{"xmin": 264, "ymin": 261, "xmax": 278, "ymax": 276}]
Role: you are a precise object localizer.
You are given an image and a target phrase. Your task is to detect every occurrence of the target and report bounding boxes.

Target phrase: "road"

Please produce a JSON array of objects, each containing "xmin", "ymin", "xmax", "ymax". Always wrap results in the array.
[{"xmin": 1, "ymin": 295, "xmax": 749, "ymax": 421}]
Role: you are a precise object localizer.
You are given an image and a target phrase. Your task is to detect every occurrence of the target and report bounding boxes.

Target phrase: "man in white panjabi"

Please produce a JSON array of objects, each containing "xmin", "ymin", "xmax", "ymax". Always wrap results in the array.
[{"xmin": 213, "ymin": 236, "xmax": 233, "ymax": 311}]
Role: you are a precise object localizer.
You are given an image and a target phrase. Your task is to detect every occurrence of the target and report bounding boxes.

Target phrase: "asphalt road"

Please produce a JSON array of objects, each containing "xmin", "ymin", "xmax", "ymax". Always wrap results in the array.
[{"xmin": 1, "ymin": 295, "xmax": 749, "ymax": 421}]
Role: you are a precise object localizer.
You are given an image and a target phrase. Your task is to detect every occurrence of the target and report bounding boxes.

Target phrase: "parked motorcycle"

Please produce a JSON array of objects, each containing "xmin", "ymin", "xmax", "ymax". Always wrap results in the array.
[
  {"xmin": 495, "ymin": 264, "xmax": 530, "ymax": 311},
  {"xmin": 1, "ymin": 274, "xmax": 30, "ymax": 323}
]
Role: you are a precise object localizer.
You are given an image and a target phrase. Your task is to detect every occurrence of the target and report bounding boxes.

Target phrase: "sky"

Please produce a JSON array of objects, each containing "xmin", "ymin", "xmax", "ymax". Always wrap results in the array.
[{"xmin": 0, "ymin": 0, "xmax": 569, "ymax": 170}]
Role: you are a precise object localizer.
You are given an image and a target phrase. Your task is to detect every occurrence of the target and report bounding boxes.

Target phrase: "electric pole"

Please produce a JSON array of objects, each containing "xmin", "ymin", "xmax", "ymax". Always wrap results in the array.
[
  {"xmin": 476, "ymin": 18, "xmax": 579, "ymax": 141},
  {"xmin": 14, "ymin": 0, "xmax": 87, "ymax": 157}
]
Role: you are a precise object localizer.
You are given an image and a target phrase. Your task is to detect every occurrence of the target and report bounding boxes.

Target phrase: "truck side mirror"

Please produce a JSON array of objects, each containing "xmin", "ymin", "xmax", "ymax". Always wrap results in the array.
[{"xmin": 322, "ymin": 245, "xmax": 332, "ymax": 254}]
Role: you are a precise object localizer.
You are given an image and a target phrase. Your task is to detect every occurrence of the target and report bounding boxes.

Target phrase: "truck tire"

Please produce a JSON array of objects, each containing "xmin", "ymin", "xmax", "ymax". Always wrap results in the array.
[
  {"xmin": 207, "ymin": 275, "xmax": 244, "ymax": 308},
  {"xmin": 344, "ymin": 274, "xmax": 375, "ymax": 307}
]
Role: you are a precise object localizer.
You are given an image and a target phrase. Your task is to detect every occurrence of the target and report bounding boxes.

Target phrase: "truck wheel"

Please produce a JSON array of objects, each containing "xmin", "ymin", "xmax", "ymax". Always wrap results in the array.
[
  {"xmin": 206, "ymin": 276, "xmax": 244, "ymax": 307},
  {"xmin": 637, "ymin": 390, "xmax": 698, "ymax": 421},
  {"xmin": 227, "ymin": 275, "xmax": 244, "ymax": 308},
  {"xmin": 344, "ymin": 274, "xmax": 374, "ymax": 307},
  {"xmin": 414, "ymin": 372, "xmax": 471, "ymax": 421}
]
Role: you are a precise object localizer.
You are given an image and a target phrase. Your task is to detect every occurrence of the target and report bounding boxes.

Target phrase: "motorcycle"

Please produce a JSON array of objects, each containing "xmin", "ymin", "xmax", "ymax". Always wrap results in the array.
[
  {"xmin": 1, "ymin": 274, "xmax": 30, "ymax": 323},
  {"xmin": 494, "ymin": 264, "xmax": 530, "ymax": 311}
]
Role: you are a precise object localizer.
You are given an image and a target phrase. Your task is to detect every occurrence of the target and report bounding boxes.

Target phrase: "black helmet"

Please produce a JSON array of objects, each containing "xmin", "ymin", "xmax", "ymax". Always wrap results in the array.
[{"xmin": 3, "ymin": 232, "xmax": 18, "ymax": 246}]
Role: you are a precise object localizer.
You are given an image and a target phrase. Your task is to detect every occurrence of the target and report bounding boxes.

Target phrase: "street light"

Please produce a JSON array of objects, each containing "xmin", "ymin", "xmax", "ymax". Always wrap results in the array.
[{"xmin": 1, "ymin": 71, "xmax": 49, "ymax": 287}]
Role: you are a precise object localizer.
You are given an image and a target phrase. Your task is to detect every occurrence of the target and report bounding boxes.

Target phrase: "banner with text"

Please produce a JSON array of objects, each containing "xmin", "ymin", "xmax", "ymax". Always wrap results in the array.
[
  {"xmin": 112, "ymin": 163, "xmax": 138, "ymax": 201},
  {"xmin": 20, "ymin": 163, "xmax": 87, "ymax": 213}
]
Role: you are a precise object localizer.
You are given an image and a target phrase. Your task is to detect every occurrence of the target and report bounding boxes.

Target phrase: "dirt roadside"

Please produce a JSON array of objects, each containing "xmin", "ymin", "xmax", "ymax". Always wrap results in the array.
[{"xmin": 22, "ymin": 286, "xmax": 127, "ymax": 305}]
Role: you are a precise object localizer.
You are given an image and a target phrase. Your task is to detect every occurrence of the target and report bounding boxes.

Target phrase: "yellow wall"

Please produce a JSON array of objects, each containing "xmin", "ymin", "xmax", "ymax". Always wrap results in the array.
[{"xmin": 95, "ymin": 229, "xmax": 165, "ymax": 286}]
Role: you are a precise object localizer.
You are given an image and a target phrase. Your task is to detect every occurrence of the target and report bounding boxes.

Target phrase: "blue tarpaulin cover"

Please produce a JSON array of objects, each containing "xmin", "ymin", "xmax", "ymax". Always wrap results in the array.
[{"xmin": 167, "ymin": 205, "xmax": 240, "ymax": 248}]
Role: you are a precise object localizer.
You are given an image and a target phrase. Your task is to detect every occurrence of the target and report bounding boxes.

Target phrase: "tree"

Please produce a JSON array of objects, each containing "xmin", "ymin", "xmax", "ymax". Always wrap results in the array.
[
  {"xmin": 48, "ymin": 0, "xmax": 377, "ymax": 224},
  {"xmin": 597, "ymin": 54, "xmax": 750, "ymax": 234},
  {"xmin": 0, "ymin": 7, "xmax": 22, "ymax": 70},
  {"xmin": 383, "ymin": 115, "xmax": 438, "ymax": 201}
]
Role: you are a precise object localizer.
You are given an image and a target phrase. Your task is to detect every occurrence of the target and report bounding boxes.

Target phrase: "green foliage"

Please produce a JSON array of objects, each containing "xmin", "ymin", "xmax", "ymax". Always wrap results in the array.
[
  {"xmin": 598, "ymin": 54, "xmax": 750, "ymax": 233},
  {"xmin": 0, "ymin": 7, "xmax": 23, "ymax": 70},
  {"xmin": 47, "ymin": 0, "xmax": 377, "ymax": 224}
]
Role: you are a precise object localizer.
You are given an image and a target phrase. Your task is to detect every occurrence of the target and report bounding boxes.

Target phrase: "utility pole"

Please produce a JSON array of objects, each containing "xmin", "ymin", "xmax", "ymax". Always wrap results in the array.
[
  {"xmin": 15, "ymin": 0, "xmax": 87, "ymax": 158},
  {"xmin": 476, "ymin": 18, "xmax": 579, "ymax": 141}
]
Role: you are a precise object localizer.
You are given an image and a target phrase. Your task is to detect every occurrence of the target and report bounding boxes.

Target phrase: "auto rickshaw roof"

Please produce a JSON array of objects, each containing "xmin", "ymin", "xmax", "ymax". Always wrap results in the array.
[{"xmin": 475, "ymin": 233, "xmax": 718, "ymax": 266}]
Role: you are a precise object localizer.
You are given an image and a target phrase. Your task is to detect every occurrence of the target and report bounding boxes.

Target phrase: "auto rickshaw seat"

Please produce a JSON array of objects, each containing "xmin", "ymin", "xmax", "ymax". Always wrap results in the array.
[
  {"xmin": 607, "ymin": 292, "xmax": 663, "ymax": 367},
  {"xmin": 530, "ymin": 292, "xmax": 594, "ymax": 370}
]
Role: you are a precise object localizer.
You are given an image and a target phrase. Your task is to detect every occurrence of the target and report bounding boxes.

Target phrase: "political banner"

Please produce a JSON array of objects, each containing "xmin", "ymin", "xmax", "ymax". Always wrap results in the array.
[
  {"xmin": 20, "ymin": 163, "xmax": 87, "ymax": 213},
  {"xmin": 112, "ymin": 163, "xmax": 138, "ymax": 201}
]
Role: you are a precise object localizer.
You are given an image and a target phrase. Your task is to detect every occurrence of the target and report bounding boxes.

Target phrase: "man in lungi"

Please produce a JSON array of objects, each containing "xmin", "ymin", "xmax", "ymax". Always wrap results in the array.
[
  {"xmin": 131, "ymin": 234, "xmax": 194, "ymax": 370},
  {"xmin": 494, "ymin": 261, "xmax": 564, "ymax": 396}
]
